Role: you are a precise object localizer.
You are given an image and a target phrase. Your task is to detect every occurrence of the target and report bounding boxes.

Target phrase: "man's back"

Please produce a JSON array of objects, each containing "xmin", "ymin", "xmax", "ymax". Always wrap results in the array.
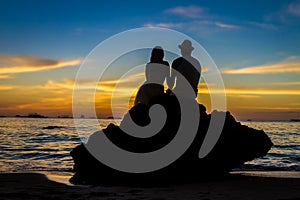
[{"xmin": 171, "ymin": 56, "xmax": 201, "ymax": 96}]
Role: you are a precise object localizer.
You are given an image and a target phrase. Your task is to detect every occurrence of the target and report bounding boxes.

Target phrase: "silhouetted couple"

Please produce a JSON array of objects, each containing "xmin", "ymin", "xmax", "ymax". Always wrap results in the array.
[{"xmin": 134, "ymin": 40, "xmax": 201, "ymax": 105}]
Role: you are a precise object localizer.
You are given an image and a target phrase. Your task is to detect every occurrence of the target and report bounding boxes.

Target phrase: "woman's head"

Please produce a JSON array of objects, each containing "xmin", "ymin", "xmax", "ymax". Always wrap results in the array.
[{"xmin": 150, "ymin": 46, "xmax": 164, "ymax": 63}]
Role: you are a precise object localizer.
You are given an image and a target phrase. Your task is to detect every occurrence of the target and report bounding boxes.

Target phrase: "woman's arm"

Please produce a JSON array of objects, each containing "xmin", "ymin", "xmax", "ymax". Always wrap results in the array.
[{"xmin": 145, "ymin": 63, "xmax": 150, "ymax": 81}]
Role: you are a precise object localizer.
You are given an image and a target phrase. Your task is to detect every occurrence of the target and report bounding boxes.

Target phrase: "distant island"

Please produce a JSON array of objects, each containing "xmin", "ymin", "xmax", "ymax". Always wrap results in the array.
[
  {"xmin": 8, "ymin": 113, "xmax": 121, "ymax": 119},
  {"xmin": 290, "ymin": 119, "xmax": 300, "ymax": 122},
  {"xmin": 15, "ymin": 113, "xmax": 48, "ymax": 118},
  {"xmin": 14, "ymin": 113, "xmax": 73, "ymax": 119},
  {"xmin": 106, "ymin": 116, "xmax": 122, "ymax": 119},
  {"xmin": 57, "ymin": 115, "xmax": 72, "ymax": 119}
]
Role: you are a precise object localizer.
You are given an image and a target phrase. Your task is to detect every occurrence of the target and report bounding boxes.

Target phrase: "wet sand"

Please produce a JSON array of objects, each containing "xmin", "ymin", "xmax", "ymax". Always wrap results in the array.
[{"xmin": 0, "ymin": 172, "xmax": 300, "ymax": 200}]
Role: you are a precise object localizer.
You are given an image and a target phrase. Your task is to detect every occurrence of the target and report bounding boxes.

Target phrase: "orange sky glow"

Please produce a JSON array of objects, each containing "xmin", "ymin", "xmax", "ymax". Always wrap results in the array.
[{"xmin": 0, "ymin": 56, "xmax": 299, "ymax": 121}]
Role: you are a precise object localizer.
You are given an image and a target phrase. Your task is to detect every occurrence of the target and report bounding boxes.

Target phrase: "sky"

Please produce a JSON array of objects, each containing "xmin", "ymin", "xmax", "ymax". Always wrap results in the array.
[{"xmin": 0, "ymin": 0, "xmax": 300, "ymax": 120}]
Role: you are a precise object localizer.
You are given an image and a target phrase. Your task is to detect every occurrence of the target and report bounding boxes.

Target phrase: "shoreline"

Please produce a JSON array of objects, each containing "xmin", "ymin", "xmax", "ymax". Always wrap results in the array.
[
  {"xmin": 232, "ymin": 170, "xmax": 300, "ymax": 179},
  {"xmin": 44, "ymin": 170, "xmax": 300, "ymax": 185},
  {"xmin": 2, "ymin": 170, "xmax": 300, "ymax": 185},
  {"xmin": 0, "ymin": 172, "xmax": 300, "ymax": 200}
]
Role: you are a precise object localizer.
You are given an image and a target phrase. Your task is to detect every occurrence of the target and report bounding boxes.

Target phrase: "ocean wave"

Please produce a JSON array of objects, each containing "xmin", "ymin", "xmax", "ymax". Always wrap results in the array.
[
  {"xmin": 0, "ymin": 119, "xmax": 299, "ymax": 173},
  {"xmin": 274, "ymin": 144, "xmax": 299, "ymax": 148},
  {"xmin": 235, "ymin": 164, "xmax": 300, "ymax": 171}
]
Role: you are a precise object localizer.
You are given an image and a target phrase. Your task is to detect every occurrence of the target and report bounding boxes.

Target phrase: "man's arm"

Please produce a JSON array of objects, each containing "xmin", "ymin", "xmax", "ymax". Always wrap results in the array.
[{"xmin": 145, "ymin": 63, "xmax": 151, "ymax": 81}]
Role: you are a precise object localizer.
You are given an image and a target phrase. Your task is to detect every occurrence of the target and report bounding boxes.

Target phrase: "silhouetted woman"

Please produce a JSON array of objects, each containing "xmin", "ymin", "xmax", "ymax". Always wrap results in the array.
[{"xmin": 134, "ymin": 46, "xmax": 170, "ymax": 105}]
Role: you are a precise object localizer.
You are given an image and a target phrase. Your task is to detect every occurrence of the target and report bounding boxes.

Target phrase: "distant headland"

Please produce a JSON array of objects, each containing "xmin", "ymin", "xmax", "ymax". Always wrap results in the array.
[
  {"xmin": 15, "ymin": 113, "xmax": 48, "ymax": 118},
  {"xmin": 0, "ymin": 113, "xmax": 122, "ymax": 119},
  {"xmin": 290, "ymin": 119, "xmax": 300, "ymax": 122}
]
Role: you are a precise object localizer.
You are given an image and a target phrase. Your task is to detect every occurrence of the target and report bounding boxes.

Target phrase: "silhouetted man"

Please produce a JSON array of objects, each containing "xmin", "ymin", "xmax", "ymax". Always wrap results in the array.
[{"xmin": 167, "ymin": 40, "xmax": 201, "ymax": 99}]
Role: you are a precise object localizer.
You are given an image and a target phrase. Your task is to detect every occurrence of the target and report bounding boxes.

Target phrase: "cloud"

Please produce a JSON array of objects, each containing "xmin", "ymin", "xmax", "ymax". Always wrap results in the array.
[
  {"xmin": 232, "ymin": 94, "xmax": 261, "ymax": 98},
  {"xmin": 222, "ymin": 60, "xmax": 300, "ymax": 74},
  {"xmin": 144, "ymin": 23, "xmax": 183, "ymax": 28},
  {"xmin": 288, "ymin": 0, "xmax": 300, "ymax": 16},
  {"xmin": 224, "ymin": 88, "xmax": 300, "ymax": 95},
  {"xmin": 41, "ymin": 71, "xmax": 144, "ymax": 96},
  {"xmin": 15, "ymin": 98, "xmax": 72, "ymax": 110},
  {"xmin": 165, "ymin": 5, "xmax": 205, "ymax": 18},
  {"xmin": 43, "ymin": 79, "xmax": 75, "ymax": 90},
  {"xmin": 144, "ymin": 5, "xmax": 242, "ymax": 35},
  {"xmin": 247, "ymin": 22, "xmax": 278, "ymax": 30},
  {"xmin": 264, "ymin": 1, "xmax": 300, "ymax": 22},
  {"xmin": 0, "ymin": 85, "xmax": 15, "ymax": 90},
  {"xmin": 270, "ymin": 81, "xmax": 300, "ymax": 86},
  {"xmin": 199, "ymin": 87, "xmax": 300, "ymax": 96},
  {"xmin": 144, "ymin": 20, "xmax": 240, "ymax": 35},
  {"xmin": 234, "ymin": 106, "xmax": 300, "ymax": 111},
  {"xmin": 0, "ymin": 75, "xmax": 11, "ymax": 79},
  {"xmin": 0, "ymin": 54, "xmax": 81, "ymax": 76},
  {"xmin": 215, "ymin": 22, "xmax": 239, "ymax": 29}
]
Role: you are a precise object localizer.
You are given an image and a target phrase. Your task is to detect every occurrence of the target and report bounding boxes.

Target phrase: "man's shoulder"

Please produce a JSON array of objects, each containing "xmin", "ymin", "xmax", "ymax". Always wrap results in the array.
[
  {"xmin": 172, "ymin": 57, "xmax": 184, "ymax": 65},
  {"xmin": 190, "ymin": 56, "xmax": 201, "ymax": 67},
  {"xmin": 171, "ymin": 57, "xmax": 184, "ymax": 69},
  {"xmin": 173, "ymin": 57, "xmax": 184, "ymax": 62},
  {"xmin": 188, "ymin": 56, "xmax": 199, "ymax": 62}
]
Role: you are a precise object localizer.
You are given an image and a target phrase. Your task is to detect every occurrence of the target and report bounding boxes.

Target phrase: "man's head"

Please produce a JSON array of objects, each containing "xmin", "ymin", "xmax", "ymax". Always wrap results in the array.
[{"xmin": 179, "ymin": 40, "xmax": 194, "ymax": 57}]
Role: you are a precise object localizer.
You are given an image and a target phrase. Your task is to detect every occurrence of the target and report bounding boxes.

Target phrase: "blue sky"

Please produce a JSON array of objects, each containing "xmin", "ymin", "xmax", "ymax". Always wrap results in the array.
[
  {"xmin": 1, "ymin": 0, "xmax": 299, "ymax": 62},
  {"xmin": 0, "ymin": 0, "xmax": 300, "ymax": 120}
]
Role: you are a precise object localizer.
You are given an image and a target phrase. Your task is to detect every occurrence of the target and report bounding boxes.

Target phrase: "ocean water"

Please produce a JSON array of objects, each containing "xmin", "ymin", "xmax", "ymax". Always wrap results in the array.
[
  {"xmin": 0, "ymin": 118, "xmax": 120, "ymax": 172},
  {"xmin": 236, "ymin": 121, "xmax": 300, "ymax": 171},
  {"xmin": 0, "ymin": 118, "xmax": 299, "ymax": 173}
]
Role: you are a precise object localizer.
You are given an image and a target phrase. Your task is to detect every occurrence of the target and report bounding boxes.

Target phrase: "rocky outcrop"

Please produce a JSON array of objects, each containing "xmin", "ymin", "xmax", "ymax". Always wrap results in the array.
[{"xmin": 70, "ymin": 94, "xmax": 273, "ymax": 185}]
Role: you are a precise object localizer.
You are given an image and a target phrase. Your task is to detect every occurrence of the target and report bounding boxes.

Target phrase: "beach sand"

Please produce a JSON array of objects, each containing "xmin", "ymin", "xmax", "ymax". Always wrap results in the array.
[{"xmin": 0, "ymin": 172, "xmax": 300, "ymax": 200}]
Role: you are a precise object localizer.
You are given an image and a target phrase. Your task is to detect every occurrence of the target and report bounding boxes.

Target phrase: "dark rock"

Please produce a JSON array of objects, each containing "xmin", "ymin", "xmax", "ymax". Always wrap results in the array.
[
  {"xmin": 70, "ymin": 94, "xmax": 273, "ymax": 185},
  {"xmin": 42, "ymin": 126, "xmax": 65, "ymax": 129}
]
